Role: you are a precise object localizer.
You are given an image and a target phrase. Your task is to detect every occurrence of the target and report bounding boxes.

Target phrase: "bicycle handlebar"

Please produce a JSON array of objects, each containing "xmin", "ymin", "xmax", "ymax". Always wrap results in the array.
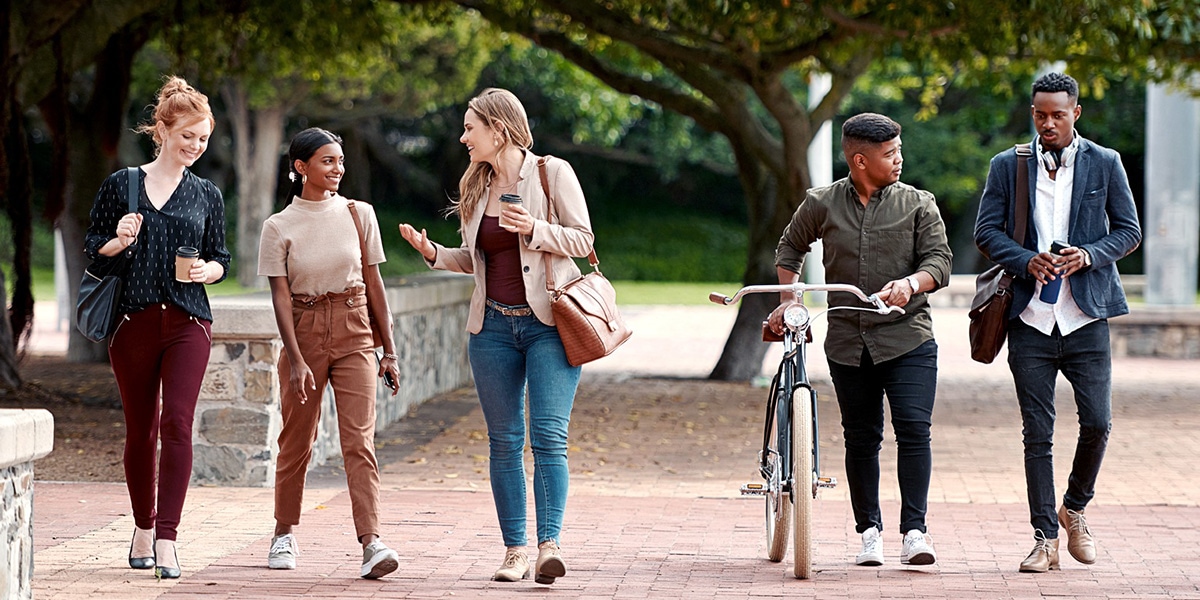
[{"xmin": 708, "ymin": 283, "xmax": 905, "ymax": 315}]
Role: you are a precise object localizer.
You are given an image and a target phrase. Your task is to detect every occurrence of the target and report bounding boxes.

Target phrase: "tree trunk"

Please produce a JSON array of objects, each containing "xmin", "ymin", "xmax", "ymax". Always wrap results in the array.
[
  {"xmin": 0, "ymin": 1, "xmax": 20, "ymax": 389},
  {"xmin": 5, "ymin": 101, "xmax": 35, "ymax": 353},
  {"xmin": 225, "ymin": 82, "xmax": 285, "ymax": 290},
  {"xmin": 708, "ymin": 137, "xmax": 789, "ymax": 380},
  {"xmin": 51, "ymin": 24, "xmax": 147, "ymax": 362}
]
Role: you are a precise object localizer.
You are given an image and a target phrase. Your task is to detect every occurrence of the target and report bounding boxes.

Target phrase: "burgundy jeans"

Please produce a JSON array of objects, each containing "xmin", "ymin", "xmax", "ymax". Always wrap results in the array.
[{"xmin": 108, "ymin": 302, "xmax": 212, "ymax": 541}]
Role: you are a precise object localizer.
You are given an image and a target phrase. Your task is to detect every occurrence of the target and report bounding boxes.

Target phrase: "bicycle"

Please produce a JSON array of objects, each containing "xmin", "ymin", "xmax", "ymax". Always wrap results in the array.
[{"xmin": 709, "ymin": 283, "xmax": 903, "ymax": 578}]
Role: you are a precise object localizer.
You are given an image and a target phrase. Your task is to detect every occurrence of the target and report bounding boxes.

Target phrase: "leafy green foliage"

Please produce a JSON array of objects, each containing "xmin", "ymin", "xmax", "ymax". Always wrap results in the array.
[{"xmin": 152, "ymin": 1, "xmax": 493, "ymax": 119}]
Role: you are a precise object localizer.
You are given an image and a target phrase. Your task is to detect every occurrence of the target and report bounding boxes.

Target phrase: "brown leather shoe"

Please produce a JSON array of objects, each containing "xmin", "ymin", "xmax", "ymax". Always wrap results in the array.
[
  {"xmin": 492, "ymin": 548, "xmax": 529, "ymax": 582},
  {"xmin": 1058, "ymin": 506, "xmax": 1097, "ymax": 564},
  {"xmin": 1019, "ymin": 532, "xmax": 1060, "ymax": 573},
  {"xmin": 535, "ymin": 540, "xmax": 566, "ymax": 585}
]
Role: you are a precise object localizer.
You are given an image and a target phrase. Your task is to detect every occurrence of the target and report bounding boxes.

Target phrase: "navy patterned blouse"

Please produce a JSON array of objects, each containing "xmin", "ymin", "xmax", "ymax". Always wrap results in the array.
[{"xmin": 84, "ymin": 167, "xmax": 231, "ymax": 322}]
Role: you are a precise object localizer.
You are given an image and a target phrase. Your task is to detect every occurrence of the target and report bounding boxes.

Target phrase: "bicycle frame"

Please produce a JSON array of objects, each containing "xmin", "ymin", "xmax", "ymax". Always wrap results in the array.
[
  {"xmin": 712, "ymin": 282, "xmax": 903, "ymax": 577},
  {"xmin": 761, "ymin": 324, "xmax": 817, "ymax": 499}
]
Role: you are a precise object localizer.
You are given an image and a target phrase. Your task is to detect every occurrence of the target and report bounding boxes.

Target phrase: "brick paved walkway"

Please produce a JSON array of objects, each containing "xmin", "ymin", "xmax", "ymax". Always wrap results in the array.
[{"xmin": 28, "ymin": 306, "xmax": 1200, "ymax": 599}]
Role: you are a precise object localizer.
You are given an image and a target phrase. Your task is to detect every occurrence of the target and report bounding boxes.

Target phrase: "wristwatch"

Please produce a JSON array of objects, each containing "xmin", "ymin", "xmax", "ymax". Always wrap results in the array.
[{"xmin": 905, "ymin": 275, "xmax": 921, "ymax": 294}]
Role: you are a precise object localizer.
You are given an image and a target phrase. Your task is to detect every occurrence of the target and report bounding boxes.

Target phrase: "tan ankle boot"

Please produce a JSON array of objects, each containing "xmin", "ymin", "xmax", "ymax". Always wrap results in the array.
[
  {"xmin": 492, "ymin": 547, "xmax": 529, "ymax": 582},
  {"xmin": 535, "ymin": 540, "xmax": 566, "ymax": 585},
  {"xmin": 1058, "ymin": 505, "xmax": 1097, "ymax": 564},
  {"xmin": 1019, "ymin": 532, "xmax": 1060, "ymax": 573}
]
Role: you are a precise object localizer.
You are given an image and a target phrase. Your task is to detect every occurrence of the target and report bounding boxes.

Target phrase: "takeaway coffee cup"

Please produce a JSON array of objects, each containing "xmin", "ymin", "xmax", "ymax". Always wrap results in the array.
[
  {"xmin": 499, "ymin": 193, "xmax": 522, "ymax": 230},
  {"xmin": 175, "ymin": 246, "xmax": 200, "ymax": 283}
]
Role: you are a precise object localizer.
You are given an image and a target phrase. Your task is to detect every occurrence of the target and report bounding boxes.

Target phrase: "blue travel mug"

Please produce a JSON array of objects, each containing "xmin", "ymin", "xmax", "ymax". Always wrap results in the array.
[
  {"xmin": 1038, "ymin": 240, "xmax": 1069, "ymax": 304},
  {"xmin": 1039, "ymin": 274, "xmax": 1062, "ymax": 304}
]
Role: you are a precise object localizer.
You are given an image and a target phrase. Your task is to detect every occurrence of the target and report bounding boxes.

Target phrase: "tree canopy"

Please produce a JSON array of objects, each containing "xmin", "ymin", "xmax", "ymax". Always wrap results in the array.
[{"xmin": 402, "ymin": 0, "xmax": 1200, "ymax": 379}]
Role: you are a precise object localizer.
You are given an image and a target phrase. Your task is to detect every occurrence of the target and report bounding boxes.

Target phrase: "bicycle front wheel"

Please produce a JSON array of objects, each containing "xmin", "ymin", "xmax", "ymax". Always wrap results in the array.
[
  {"xmin": 764, "ymin": 409, "xmax": 791, "ymax": 562},
  {"xmin": 792, "ymin": 388, "xmax": 814, "ymax": 579}
]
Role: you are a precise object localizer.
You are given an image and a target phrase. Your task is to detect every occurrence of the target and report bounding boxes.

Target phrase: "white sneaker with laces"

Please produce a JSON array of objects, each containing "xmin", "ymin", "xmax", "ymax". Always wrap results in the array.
[
  {"xmin": 360, "ymin": 539, "xmax": 400, "ymax": 579},
  {"xmin": 856, "ymin": 528, "xmax": 884, "ymax": 566},
  {"xmin": 268, "ymin": 533, "xmax": 298, "ymax": 570},
  {"xmin": 900, "ymin": 529, "xmax": 937, "ymax": 565}
]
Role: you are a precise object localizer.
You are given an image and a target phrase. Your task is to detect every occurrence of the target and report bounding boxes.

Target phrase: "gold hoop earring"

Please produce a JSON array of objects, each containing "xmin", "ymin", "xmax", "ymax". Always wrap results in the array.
[{"xmin": 301, "ymin": 173, "xmax": 307, "ymax": 185}]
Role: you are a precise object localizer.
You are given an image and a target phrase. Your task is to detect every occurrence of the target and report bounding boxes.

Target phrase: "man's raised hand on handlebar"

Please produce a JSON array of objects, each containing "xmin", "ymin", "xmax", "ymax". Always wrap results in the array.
[{"xmin": 876, "ymin": 271, "xmax": 930, "ymax": 309}]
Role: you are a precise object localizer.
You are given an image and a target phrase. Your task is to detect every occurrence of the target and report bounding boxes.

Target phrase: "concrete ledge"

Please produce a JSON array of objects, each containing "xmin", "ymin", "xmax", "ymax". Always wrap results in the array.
[
  {"xmin": 0, "ymin": 409, "xmax": 54, "ymax": 469},
  {"xmin": 1111, "ymin": 304, "xmax": 1200, "ymax": 359}
]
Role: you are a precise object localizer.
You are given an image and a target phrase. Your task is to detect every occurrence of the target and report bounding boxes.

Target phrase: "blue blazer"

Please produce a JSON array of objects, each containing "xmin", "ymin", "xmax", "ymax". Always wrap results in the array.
[{"xmin": 973, "ymin": 136, "xmax": 1142, "ymax": 320}]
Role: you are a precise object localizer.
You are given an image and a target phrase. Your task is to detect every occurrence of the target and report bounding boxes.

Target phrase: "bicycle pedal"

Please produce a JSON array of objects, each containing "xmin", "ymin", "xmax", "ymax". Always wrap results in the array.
[
  {"xmin": 816, "ymin": 476, "xmax": 837, "ymax": 489},
  {"xmin": 740, "ymin": 483, "xmax": 768, "ymax": 495}
]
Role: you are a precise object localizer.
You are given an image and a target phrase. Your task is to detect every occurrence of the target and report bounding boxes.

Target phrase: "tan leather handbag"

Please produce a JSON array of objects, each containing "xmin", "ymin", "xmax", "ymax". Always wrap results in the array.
[{"xmin": 537, "ymin": 156, "xmax": 632, "ymax": 366}]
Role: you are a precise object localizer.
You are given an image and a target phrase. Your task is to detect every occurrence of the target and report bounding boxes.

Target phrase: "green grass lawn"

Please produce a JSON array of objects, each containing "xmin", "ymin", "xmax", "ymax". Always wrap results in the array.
[{"xmin": 31, "ymin": 264, "xmax": 737, "ymax": 306}]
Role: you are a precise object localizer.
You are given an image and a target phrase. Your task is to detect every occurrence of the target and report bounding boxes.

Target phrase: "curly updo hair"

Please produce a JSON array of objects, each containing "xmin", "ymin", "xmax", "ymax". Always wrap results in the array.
[{"xmin": 135, "ymin": 76, "xmax": 214, "ymax": 156}]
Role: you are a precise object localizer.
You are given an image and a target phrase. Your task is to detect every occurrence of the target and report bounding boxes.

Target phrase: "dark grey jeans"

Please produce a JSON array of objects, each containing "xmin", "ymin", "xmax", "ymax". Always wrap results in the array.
[{"xmin": 1007, "ymin": 318, "xmax": 1112, "ymax": 540}]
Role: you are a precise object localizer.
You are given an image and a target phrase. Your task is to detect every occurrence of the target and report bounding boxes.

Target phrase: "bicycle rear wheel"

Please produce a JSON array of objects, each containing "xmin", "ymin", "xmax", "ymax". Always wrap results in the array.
[
  {"xmin": 792, "ymin": 388, "xmax": 814, "ymax": 579},
  {"xmin": 764, "ymin": 410, "xmax": 791, "ymax": 562}
]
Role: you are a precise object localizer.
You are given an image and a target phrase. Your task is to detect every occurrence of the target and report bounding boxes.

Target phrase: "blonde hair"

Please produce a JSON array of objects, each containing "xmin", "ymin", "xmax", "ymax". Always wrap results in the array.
[
  {"xmin": 451, "ymin": 88, "xmax": 533, "ymax": 225},
  {"xmin": 136, "ymin": 76, "xmax": 214, "ymax": 156}
]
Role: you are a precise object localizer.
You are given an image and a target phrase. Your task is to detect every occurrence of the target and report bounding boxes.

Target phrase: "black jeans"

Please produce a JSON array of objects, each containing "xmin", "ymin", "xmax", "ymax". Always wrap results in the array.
[
  {"xmin": 828, "ymin": 340, "xmax": 938, "ymax": 535},
  {"xmin": 1007, "ymin": 319, "xmax": 1112, "ymax": 540}
]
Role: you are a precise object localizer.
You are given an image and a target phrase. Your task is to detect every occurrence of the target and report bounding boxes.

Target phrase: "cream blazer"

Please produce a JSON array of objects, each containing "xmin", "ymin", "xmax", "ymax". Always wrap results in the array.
[{"xmin": 430, "ymin": 151, "xmax": 595, "ymax": 334}]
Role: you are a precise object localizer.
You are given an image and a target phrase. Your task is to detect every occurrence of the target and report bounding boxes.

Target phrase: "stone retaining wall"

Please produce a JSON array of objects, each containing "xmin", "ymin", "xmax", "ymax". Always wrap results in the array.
[
  {"xmin": 192, "ymin": 272, "xmax": 473, "ymax": 486},
  {"xmin": 0, "ymin": 409, "xmax": 54, "ymax": 600}
]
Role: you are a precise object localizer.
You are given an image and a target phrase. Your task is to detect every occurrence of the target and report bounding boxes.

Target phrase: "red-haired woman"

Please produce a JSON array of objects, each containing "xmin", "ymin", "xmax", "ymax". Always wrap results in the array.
[{"xmin": 83, "ymin": 76, "xmax": 230, "ymax": 579}]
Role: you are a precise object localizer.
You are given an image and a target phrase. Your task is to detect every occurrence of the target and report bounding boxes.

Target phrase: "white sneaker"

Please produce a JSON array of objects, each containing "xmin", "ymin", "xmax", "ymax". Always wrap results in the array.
[
  {"xmin": 856, "ymin": 528, "xmax": 884, "ymax": 566},
  {"xmin": 268, "ymin": 533, "xmax": 298, "ymax": 570},
  {"xmin": 900, "ymin": 529, "xmax": 937, "ymax": 565},
  {"xmin": 360, "ymin": 539, "xmax": 399, "ymax": 579}
]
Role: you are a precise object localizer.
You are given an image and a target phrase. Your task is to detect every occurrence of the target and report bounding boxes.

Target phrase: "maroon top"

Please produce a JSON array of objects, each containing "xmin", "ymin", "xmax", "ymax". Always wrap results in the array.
[{"xmin": 478, "ymin": 216, "xmax": 527, "ymax": 306}]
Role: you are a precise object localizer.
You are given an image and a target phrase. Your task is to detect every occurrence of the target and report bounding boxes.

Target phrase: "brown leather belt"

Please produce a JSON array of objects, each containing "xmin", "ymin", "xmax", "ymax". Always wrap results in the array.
[{"xmin": 486, "ymin": 298, "xmax": 533, "ymax": 317}]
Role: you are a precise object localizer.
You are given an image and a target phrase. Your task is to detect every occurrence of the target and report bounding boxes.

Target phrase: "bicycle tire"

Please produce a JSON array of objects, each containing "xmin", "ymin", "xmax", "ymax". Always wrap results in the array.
[
  {"xmin": 792, "ymin": 387, "xmax": 814, "ymax": 579},
  {"xmin": 764, "ymin": 391, "xmax": 791, "ymax": 562}
]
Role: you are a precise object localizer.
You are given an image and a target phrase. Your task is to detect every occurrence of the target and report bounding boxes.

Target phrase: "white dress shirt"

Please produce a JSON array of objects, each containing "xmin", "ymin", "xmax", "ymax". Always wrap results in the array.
[{"xmin": 1019, "ymin": 154, "xmax": 1098, "ymax": 336}]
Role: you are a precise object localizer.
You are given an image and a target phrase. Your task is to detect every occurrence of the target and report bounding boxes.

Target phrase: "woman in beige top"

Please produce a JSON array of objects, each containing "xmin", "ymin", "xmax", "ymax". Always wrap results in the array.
[
  {"xmin": 399, "ymin": 88, "xmax": 594, "ymax": 585},
  {"xmin": 257, "ymin": 127, "xmax": 401, "ymax": 579}
]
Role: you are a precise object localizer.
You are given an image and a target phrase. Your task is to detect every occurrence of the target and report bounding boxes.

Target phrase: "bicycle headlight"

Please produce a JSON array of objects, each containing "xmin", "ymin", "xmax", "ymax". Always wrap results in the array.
[{"xmin": 783, "ymin": 304, "xmax": 810, "ymax": 329}]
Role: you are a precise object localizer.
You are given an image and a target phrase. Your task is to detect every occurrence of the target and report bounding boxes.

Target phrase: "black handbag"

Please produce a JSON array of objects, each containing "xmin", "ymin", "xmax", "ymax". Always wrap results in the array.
[
  {"xmin": 968, "ymin": 143, "xmax": 1030, "ymax": 363},
  {"xmin": 76, "ymin": 167, "xmax": 139, "ymax": 343}
]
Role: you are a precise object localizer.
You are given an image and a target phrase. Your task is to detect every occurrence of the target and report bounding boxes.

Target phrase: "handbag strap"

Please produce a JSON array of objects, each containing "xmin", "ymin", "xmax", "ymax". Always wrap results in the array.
[
  {"xmin": 126, "ymin": 167, "xmax": 139, "ymax": 214},
  {"xmin": 346, "ymin": 200, "xmax": 375, "ymax": 300},
  {"xmin": 1013, "ymin": 143, "xmax": 1031, "ymax": 247},
  {"xmin": 119, "ymin": 166, "xmax": 140, "ymax": 259},
  {"xmin": 537, "ymin": 156, "xmax": 598, "ymax": 293}
]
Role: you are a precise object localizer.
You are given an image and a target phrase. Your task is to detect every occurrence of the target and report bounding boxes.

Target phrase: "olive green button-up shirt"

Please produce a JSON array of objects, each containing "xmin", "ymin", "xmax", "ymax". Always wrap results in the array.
[{"xmin": 775, "ymin": 177, "xmax": 952, "ymax": 366}]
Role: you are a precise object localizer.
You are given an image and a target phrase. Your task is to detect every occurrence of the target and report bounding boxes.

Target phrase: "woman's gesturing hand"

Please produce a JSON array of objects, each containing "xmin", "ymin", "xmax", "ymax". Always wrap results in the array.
[{"xmin": 398, "ymin": 223, "xmax": 436, "ymax": 262}]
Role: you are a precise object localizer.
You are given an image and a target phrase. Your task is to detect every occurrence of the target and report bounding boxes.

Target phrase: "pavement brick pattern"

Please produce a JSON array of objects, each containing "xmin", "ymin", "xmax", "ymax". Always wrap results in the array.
[{"xmin": 29, "ymin": 306, "xmax": 1200, "ymax": 599}]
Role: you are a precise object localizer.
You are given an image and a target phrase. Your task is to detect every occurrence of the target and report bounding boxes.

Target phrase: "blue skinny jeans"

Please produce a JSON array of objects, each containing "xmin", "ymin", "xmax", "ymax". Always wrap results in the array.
[{"xmin": 468, "ymin": 301, "xmax": 581, "ymax": 547}]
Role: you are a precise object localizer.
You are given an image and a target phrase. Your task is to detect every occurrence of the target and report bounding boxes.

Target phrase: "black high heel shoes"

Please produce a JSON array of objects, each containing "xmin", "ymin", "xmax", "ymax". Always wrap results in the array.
[
  {"xmin": 155, "ymin": 542, "xmax": 181, "ymax": 579},
  {"xmin": 128, "ymin": 529, "xmax": 155, "ymax": 570}
]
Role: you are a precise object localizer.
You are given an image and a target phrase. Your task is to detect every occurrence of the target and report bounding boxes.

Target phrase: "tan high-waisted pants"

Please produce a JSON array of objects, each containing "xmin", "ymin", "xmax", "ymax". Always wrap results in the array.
[{"xmin": 274, "ymin": 287, "xmax": 380, "ymax": 540}]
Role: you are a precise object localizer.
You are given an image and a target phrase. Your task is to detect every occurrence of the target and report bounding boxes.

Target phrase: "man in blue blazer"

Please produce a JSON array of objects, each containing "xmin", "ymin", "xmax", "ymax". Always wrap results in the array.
[{"xmin": 974, "ymin": 72, "xmax": 1141, "ymax": 574}]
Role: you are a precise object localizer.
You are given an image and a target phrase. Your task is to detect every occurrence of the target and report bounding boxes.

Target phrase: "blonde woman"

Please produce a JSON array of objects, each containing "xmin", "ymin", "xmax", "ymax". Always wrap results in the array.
[
  {"xmin": 83, "ymin": 76, "xmax": 230, "ymax": 579},
  {"xmin": 399, "ymin": 88, "xmax": 593, "ymax": 584}
]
